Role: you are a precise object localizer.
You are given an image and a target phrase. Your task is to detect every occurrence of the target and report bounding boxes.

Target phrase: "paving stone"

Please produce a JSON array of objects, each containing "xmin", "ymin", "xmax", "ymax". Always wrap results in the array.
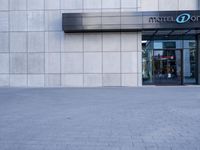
[{"xmin": 0, "ymin": 87, "xmax": 200, "ymax": 150}]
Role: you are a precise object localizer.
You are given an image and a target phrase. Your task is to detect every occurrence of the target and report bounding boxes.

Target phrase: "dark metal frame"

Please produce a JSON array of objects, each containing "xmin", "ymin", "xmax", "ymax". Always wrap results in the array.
[
  {"xmin": 196, "ymin": 34, "xmax": 199, "ymax": 84},
  {"xmin": 143, "ymin": 45, "xmax": 199, "ymax": 86}
]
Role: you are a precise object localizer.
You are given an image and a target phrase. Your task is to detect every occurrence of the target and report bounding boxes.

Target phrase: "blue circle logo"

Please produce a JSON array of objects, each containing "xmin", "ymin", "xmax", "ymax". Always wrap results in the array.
[{"xmin": 176, "ymin": 13, "xmax": 191, "ymax": 24}]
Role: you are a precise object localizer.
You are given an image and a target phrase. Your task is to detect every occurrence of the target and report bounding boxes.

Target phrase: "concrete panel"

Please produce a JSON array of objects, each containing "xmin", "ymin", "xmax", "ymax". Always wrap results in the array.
[
  {"xmin": 83, "ymin": 9, "xmax": 102, "ymax": 13},
  {"xmin": 45, "ymin": 32, "xmax": 61, "ymax": 52},
  {"xmin": 159, "ymin": 0, "xmax": 178, "ymax": 11},
  {"xmin": 0, "ymin": 54, "xmax": 9, "ymax": 73},
  {"xmin": 10, "ymin": 32, "xmax": 27, "ymax": 52},
  {"xmin": 138, "ymin": 0, "xmax": 141, "ymax": 8},
  {"xmin": 61, "ymin": 53, "xmax": 83, "ymax": 73},
  {"xmin": 137, "ymin": 73, "xmax": 142, "ymax": 86},
  {"xmin": 62, "ymin": 33, "xmax": 83, "ymax": 52},
  {"xmin": 28, "ymin": 32, "xmax": 44, "ymax": 52},
  {"xmin": 121, "ymin": 8, "xmax": 137, "ymax": 12},
  {"xmin": 61, "ymin": 74, "xmax": 83, "ymax": 87},
  {"xmin": 102, "ymin": 0, "xmax": 120, "ymax": 9},
  {"xmin": 45, "ymin": 11, "xmax": 62, "ymax": 31},
  {"xmin": 103, "ymin": 52, "xmax": 120, "ymax": 73},
  {"xmin": 61, "ymin": 9, "xmax": 83, "ymax": 14},
  {"xmin": 27, "ymin": 0, "xmax": 44, "ymax": 10},
  {"xmin": 137, "ymin": 32, "xmax": 142, "ymax": 52},
  {"xmin": 45, "ymin": 0, "xmax": 60, "ymax": 9},
  {"xmin": 84, "ymin": 33, "xmax": 102, "ymax": 52},
  {"xmin": 28, "ymin": 11, "xmax": 44, "ymax": 31},
  {"xmin": 84, "ymin": 74, "xmax": 102, "ymax": 87},
  {"xmin": 10, "ymin": 0, "xmax": 26, "ymax": 10},
  {"xmin": 10, "ymin": 74, "xmax": 27, "ymax": 87},
  {"xmin": 103, "ymin": 74, "xmax": 121, "ymax": 86},
  {"xmin": 28, "ymin": 53, "xmax": 45, "ymax": 73},
  {"xmin": 101, "ymin": 8, "xmax": 121, "ymax": 12},
  {"xmin": 10, "ymin": 11, "xmax": 27, "ymax": 31},
  {"xmin": 199, "ymin": 0, "xmax": 200, "ymax": 10},
  {"xmin": 28, "ymin": 75, "xmax": 44, "ymax": 87},
  {"xmin": 45, "ymin": 53, "xmax": 60, "ymax": 73},
  {"xmin": 0, "ymin": 75, "xmax": 9, "ymax": 87},
  {"xmin": 10, "ymin": 53, "xmax": 27, "ymax": 74},
  {"xmin": 137, "ymin": 52, "xmax": 142, "ymax": 74},
  {"xmin": 84, "ymin": 0, "xmax": 101, "ymax": 9},
  {"xmin": 45, "ymin": 74, "xmax": 61, "ymax": 87},
  {"xmin": 103, "ymin": 33, "xmax": 120, "ymax": 52},
  {"xmin": 141, "ymin": 0, "xmax": 158, "ymax": 11},
  {"xmin": 122, "ymin": 74, "xmax": 137, "ymax": 86},
  {"xmin": 121, "ymin": 32, "xmax": 138, "ymax": 51},
  {"xmin": 0, "ymin": 0, "xmax": 8, "ymax": 10},
  {"xmin": 121, "ymin": 52, "xmax": 137, "ymax": 73},
  {"xmin": 0, "ymin": 33, "xmax": 9, "ymax": 52},
  {"xmin": 0, "ymin": 12, "xmax": 8, "ymax": 31},
  {"xmin": 61, "ymin": 0, "xmax": 83, "ymax": 10},
  {"xmin": 179, "ymin": 0, "xmax": 198, "ymax": 10},
  {"xmin": 121, "ymin": 0, "xmax": 137, "ymax": 8},
  {"xmin": 84, "ymin": 53, "xmax": 102, "ymax": 73}
]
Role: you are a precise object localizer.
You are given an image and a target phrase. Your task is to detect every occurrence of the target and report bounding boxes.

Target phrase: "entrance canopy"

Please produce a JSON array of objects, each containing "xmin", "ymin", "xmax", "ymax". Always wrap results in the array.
[
  {"xmin": 142, "ymin": 29, "xmax": 200, "ymax": 40},
  {"xmin": 62, "ymin": 10, "xmax": 200, "ymax": 33}
]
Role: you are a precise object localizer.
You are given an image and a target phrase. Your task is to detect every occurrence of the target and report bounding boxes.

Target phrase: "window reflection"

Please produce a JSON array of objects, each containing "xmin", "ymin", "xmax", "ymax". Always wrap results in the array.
[{"xmin": 142, "ymin": 40, "xmax": 197, "ymax": 85}]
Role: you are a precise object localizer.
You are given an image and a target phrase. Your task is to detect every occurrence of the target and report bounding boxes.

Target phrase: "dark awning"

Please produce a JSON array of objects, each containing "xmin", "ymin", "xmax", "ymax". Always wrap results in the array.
[{"xmin": 62, "ymin": 10, "xmax": 200, "ymax": 33}]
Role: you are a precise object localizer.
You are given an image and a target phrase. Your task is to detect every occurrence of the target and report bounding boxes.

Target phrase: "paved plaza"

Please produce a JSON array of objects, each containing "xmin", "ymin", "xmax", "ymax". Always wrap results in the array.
[{"xmin": 0, "ymin": 87, "xmax": 200, "ymax": 150}]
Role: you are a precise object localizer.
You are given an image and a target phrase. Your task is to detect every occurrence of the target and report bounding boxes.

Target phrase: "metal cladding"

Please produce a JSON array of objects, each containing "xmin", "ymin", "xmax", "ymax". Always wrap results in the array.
[{"xmin": 62, "ymin": 10, "xmax": 200, "ymax": 33}]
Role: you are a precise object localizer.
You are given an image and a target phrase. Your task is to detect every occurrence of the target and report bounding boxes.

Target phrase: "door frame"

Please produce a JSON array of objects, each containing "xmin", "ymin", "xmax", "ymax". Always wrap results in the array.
[{"xmin": 153, "ymin": 48, "xmax": 184, "ymax": 85}]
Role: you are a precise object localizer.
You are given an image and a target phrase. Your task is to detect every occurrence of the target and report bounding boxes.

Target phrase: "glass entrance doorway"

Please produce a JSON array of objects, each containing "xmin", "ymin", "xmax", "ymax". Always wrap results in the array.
[
  {"xmin": 142, "ymin": 39, "xmax": 197, "ymax": 85},
  {"xmin": 153, "ymin": 49, "xmax": 182, "ymax": 85}
]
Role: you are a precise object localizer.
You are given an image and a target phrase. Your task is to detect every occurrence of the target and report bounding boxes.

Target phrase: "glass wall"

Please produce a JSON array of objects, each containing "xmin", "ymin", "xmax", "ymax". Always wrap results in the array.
[{"xmin": 142, "ymin": 39, "xmax": 197, "ymax": 85}]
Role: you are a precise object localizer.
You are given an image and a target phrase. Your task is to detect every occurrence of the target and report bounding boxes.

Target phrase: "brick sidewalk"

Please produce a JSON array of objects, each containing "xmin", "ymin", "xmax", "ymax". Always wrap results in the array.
[{"xmin": 0, "ymin": 87, "xmax": 200, "ymax": 150}]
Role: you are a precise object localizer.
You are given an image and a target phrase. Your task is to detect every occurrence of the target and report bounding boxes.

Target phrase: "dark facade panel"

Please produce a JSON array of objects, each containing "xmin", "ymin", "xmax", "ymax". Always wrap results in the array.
[
  {"xmin": 62, "ymin": 10, "xmax": 200, "ymax": 33},
  {"xmin": 102, "ymin": 17, "xmax": 121, "ymax": 25},
  {"xmin": 121, "ymin": 16, "xmax": 142, "ymax": 25},
  {"xmin": 82, "ymin": 17, "xmax": 101, "ymax": 25}
]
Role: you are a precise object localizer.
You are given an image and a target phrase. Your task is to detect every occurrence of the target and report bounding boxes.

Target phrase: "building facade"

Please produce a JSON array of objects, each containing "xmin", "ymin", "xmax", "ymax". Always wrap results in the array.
[{"xmin": 0, "ymin": 0, "xmax": 199, "ymax": 87}]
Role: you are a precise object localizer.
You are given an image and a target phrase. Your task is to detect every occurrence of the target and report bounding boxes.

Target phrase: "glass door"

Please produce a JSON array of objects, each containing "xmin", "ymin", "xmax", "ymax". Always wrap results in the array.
[{"xmin": 153, "ymin": 49, "xmax": 183, "ymax": 85}]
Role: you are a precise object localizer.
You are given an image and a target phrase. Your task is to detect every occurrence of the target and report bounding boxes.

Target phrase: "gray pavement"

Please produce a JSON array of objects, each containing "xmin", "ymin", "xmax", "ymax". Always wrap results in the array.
[{"xmin": 0, "ymin": 87, "xmax": 200, "ymax": 150}]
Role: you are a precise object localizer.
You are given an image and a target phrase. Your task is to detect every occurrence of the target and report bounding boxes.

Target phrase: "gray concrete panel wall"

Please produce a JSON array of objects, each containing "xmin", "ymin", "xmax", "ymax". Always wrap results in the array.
[
  {"xmin": 0, "ymin": 0, "xmax": 198, "ymax": 87},
  {"xmin": 0, "ymin": 0, "xmax": 142, "ymax": 87},
  {"xmin": 141, "ymin": 0, "xmax": 198, "ymax": 11},
  {"xmin": 199, "ymin": 0, "xmax": 200, "ymax": 10}
]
